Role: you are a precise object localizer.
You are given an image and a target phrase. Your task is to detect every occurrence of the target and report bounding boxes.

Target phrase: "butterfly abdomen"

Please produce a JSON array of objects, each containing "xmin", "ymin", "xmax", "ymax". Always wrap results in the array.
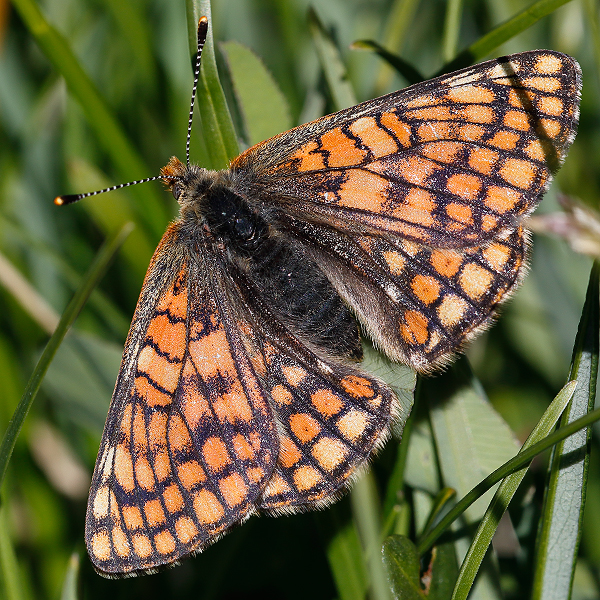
[{"xmin": 203, "ymin": 185, "xmax": 362, "ymax": 359}]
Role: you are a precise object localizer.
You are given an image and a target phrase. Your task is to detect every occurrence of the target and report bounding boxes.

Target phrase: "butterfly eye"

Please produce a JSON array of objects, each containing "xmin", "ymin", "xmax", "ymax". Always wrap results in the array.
[
  {"xmin": 172, "ymin": 184, "xmax": 183, "ymax": 200},
  {"xmin": 234, "ymin": 215, "xmax": 255, "ymax": 240}
]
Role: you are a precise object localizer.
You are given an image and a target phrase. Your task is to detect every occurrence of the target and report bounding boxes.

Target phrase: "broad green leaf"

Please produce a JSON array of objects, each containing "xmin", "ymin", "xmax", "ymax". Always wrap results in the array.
[
  {"xmin": 221, "ymin": 41, "xmax": 291, "ymax": 146},
  {"xmin": 532, "ymin": 263, "xmax": 599, "ymax": 600},
  {"xmin": 382, "ymin": 535, "xmax": 425, "ymax": 599}
]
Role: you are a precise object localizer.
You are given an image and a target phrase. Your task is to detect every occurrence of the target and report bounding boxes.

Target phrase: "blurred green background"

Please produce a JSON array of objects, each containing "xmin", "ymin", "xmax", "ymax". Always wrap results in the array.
[{"xmin": 0, "ymin": 0, "xmax": 599, "ymax": 598}]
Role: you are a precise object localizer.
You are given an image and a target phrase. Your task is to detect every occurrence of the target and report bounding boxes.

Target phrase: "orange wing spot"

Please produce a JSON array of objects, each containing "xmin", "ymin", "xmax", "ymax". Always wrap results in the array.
[
  {"xmin": 482, "ymin": 242, "xmax": 511, "ymax": 271},
  {"xmin": 524, "ymin": 76, "xmax": 561, "ymax": 91},
  {"xmin": 279, "ymin": 436, "xmax": 302, "ymax": 468},
  {"xmin": 405, "ymin": 94, "xmax": 440, "ymax": 107},
  {"xmin": 320, "ymin": 127, "xmax": 368, "ymax": 167},
  {"xmin": 193, "ymin": 489, "xmax": 225, "ymax": 525},
  {"xmin": 406, "ymin": 105, "xmax": 453, "ymax": 121},
  {"xmin": 335, "ymin": 169, "xmax": 388, "ymax": 212},
  {"xmin": 430, "ymin": 249, "xmax": 462, "ymax": 277},
  {"xmin": 132, "ymin": 533, "xmax": 153, "ymax": 559},
  {"xmin": 488, "ymin": 130, "xmax": 520, "ymax": 150},
  {"xmin": 109, "ymin": 491, "xmax": 120, "ymax": 521},
  {"xmin": 112, "ymin": 526, "xmax": 131, "ymax": 557},
  {"xmin": 212, "ymin": 381, "xmax": 253, "ymax": 424},
  {"xmin": 146, "ymin": 314, "xmax": 186, "ymax": 361},
  {"xmin": 246, "ymin": 466, "xmax": 265, "ymax": 483},
  {"xmin": 189, "ymin": 329, "xmax": 236, "ymax": 379},
  {"xmin": 411, "ymin": 274, "xmax": 441, "ymax": 305},
  {"xmin": 232, "ymin": 433, "xmax": 255, "ymax": 460},
  {"xmin": 177, "ymin": 460, "xmax": 207, "ymax": 489},
  {"xmin": 132, "ymin": 406, "xmax": 147, "ymax": 451},
  {"xmin": 446, "ymin": 173, "xmax": 481, "ymax": 200},
  {"xmin": 446, "ymin": 202, "xmax": 474, "ymax": 225},
  {"xmin": 289, "ymin": 413, "xmax": 321, "ymax": 443},
  {"xmin": 524, "ymin": 139, "xmax": 550, "ymax": 162},
  {"xmin": 539, "ymin": 118, "xmax": 561, "ymax": 138},
  {"xmin": 120, "ymin": 404, "xmax": 133, "ymax": 436},
  {"xmin": 337, "ymin": 409, "xmax": 368, "ymax": 442},
  {"xmin": 154, "ymin": 530, "xmax": 176, "ymax": 555},
  {"xmin": 437, "ymin": 294, "xmax": 468, "ymax": 326},
  {"xmin": 402, "ymin": 310, "xmax": 429, "ymax": 345},
  {"xmin": 271, "ymin": 384, "xmax": 293, "ymax": 406},
  {"xmin": 135, "ymin": 376, "xmax": 172, "ymax": 407},
  {"xmin": 458, "ymin": 104, "xmax": 495, "ymax": 124},
  {"xmin": 458, "ymin": 123, "xmax": 485, "ymax": 141},
  {"xmin": 144, "ymin": 499, "xmax": 166, "ymax": 527},
  {"xmin": 155, "ymin": 280, "xmax": 187, "ymax": 320},
  {"xmin": 135, "ymin": 457, "xmax": 156, "ymax": 491},
  {"xmin": 138, "ymin": 345, "xmax": 182, "ymax": 394},
  {"xmin": 446, "ymin": 84, "xmax": 495, "ymax": 104},
  {"xmin": 340, "ymin": 375, "xmax": 375, "ymax": 399},
  {"xmin": 282, "ymin": 365, "xmax": 307, "ymax": 385},
  {"xmin": 219, "ymin": 472, "xmax": 248, "ymax": 508},
  {"xmin": 91, "ymin": 532, "xmax": 111, "ymax": 561},
  {"xmin": 484, "ymin": 186, "xmax": 520, "ymax": 213},
  {"xmin": 535, "ymin": 54, "xmax": 563, "ymax": 73},
  {"xmin": 500, "ymin": 158, "xmax": 537, "ymax": 189},
  {"xmin": 123, "ymin": 506, "xmax": 144, "ymax": 530},
  {"xmin": 148, "ymin": 411, "xmax": 167, "ymax": 450},
  {"xmin": 383, "ymin": 250, "xmax": 406, "ymax": 275},
  {"xmin": 420, "ymin": 141, "xmax": 463, "ymax": 163},
  {"xmin": 468, "ymin": 147, "xmax": 498, "ymax": 175},
  {"xmin": 417, "ymin": 121, "xmax": 450, "ymax": 142},
  {"xmin": 503, "ymin": 110, "xmax": 531, "ymax": 131},
  {"xmin": 293, "ymin": 465, "xmax": 322, "ymax": 492},
  {"xmin": 311, "ymin": 389, "xmax": 344, "ymax": 417},
  {"xmin": 92, "ymin": 485, "xmax": 109, "ymax": 518},
  {"xmin": 163, "ymin": 484, "xmax": 185, "ymax": 513},
  {"xmin": 115, "ymin": 444, "xmax": 135, "ymax": 492},
  {"xmin": 391, "ymin": 188, "xmax": 435, "ymax": 227},
  {"xmin": 262, "ymin": 474, "xmax": 292, "ymax": 501},
  {"xmin": 175, "ymin": 516, "xmax": 198, "ymax": 544},
  {"xmin": 482, "ymin": 214, "xmax": 498, "ymax": 232},
  {"xmin": 312, "ymin": 437, "xmax": 349, "ymax": 471},
  {"xmin": 395, "ymin": 155, "xmax": 441, "ymax": 187},
  {"xmin": 459, "ymin": 263, "xmax": 494, "ymax": 300},
  {"xmin": 168, "ymin": 414, "xmax": 192, "ymax": 452},
  {"xmin": 349, "ymin": 116, "xmax": 398, "ymax": 158},
  {"xmin": 202, "ymin": 436, "xmax": 231, "ymax": 472},
  {"xmin": 180, "ymin": 387, "xmax": 210, "ymax": 430},
  {"xmin": 379, "ymin": 112, "xmax": 412, "ymax": 146},
  {"xmin": 289, "ymin": 140, "xmax": 327, "ymax": 171}
]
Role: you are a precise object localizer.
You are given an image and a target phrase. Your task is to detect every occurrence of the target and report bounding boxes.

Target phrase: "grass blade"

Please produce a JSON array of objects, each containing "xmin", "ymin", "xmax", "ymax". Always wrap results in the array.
[{"xmin": 532, "ymin": 262, "xmax": 600, "ymax": 600}]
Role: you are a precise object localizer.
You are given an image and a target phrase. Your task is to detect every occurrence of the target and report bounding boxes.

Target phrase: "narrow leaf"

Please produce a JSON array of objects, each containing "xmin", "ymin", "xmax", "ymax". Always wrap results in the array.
[{"xmin": 382, "ymin": 535, "xmax": 426, "ymax": 599}]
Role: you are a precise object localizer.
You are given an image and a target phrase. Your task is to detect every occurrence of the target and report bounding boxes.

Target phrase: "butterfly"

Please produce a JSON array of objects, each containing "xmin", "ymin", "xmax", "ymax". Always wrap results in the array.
[{"xmin": 56, "ymin": 17, "xmax": 581, "ymax": 577}]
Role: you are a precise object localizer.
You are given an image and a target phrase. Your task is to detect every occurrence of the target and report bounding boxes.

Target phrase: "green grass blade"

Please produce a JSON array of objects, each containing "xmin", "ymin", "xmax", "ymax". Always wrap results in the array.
[
  {"xmin": 0, "ymin": 224, "xmax": 133, "ymax": 490},
  {"xmin": 60, "ymin": 553, "xmax": 80, "ymax": 600},
  {"xmin": 436, "ymin": 0, "xmax": 575, "ymax": 75},
  {"xmin": 10, "ymin": 0, "xmax": 168, "ymax": 239},
  {"xmin": 221, "ymin": 41, "xmax": 291, "ymax": 145},
  {"xmin": 442, "ymin": 0, "xmax": 464, "ymax": 62},
  {"xmin": 532, "ymin": 262, "xmax": 600, "ymax": 600},
  {"xmin": 450, "ymin": 380, "xmax": 578, "ymax": 600},
  {"xmin": 187, "ymin": 0, "xmax": 239, "ymax": 168},
  {"xmin": 0, "ymin": 505, "xmax": 27, "ymax": 600},
  {"xmin": 308, "ymin": 7, "xmax": 357, "ymax": 110}
]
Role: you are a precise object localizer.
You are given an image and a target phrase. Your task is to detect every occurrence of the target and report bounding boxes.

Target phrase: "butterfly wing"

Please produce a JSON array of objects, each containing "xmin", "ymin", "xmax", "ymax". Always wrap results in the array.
[
  {"xmin": 233, "ymin": 51, "xmax": 581, "ymax": 249},
  {"xmin": 85, "ymin": 225, "xmax": 279, "ymax": 576},
  {"xmin": 86, "ymin": 224, "xmax": 397, "ymax": 576}
]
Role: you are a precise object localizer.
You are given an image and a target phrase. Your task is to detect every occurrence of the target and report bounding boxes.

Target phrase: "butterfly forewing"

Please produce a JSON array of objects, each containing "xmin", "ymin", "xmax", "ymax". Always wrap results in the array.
[{"xmin": 234, "ymin": 51, "xmax": 580, "ymax": 250}]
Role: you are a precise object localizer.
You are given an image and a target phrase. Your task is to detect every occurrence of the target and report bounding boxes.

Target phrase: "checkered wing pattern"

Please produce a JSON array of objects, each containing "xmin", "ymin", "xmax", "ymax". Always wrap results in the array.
[
  {"xmin": 234, "ymin": 51, "xmax": 580, "ymax": 249},
  {"xmin": 85, "ymin": 226, "xmax": 395, "ymax": 575},
  {"xmin": 232, "ymin": 50, "xmax": 580, "ymax": 371},
  {"xmin": 85, "ymin": 226, "xmax": 279, "ymax": 576}
]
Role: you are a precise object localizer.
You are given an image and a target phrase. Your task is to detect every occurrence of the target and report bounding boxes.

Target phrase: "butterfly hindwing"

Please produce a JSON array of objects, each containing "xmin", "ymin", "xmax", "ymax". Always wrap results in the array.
[{"xmin": 234, "ymin": 51, "xmax": 580, "ymax": 249}]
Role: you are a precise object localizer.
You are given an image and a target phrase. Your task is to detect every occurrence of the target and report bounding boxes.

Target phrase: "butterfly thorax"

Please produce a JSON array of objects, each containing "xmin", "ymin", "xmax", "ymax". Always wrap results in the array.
[{"xmin": 160, "ymin": 156, "xmax": 362, "ymax": 360}]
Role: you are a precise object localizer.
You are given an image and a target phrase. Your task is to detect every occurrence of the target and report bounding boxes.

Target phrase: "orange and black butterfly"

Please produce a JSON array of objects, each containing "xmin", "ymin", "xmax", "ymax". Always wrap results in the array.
[{"xmin": 56, "ymin": 17, "xmax": 581, "ymax": 577}]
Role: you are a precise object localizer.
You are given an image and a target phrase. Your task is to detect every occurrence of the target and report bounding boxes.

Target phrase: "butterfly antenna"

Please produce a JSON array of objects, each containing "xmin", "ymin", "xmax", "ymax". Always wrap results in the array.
[
  {"xmin": 186, "ymin": 16, "xmax": 209, "ymax": 168},
  {"xmin": 54, "ymin": 176, "xmax": 165, "ymax": 206}
]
